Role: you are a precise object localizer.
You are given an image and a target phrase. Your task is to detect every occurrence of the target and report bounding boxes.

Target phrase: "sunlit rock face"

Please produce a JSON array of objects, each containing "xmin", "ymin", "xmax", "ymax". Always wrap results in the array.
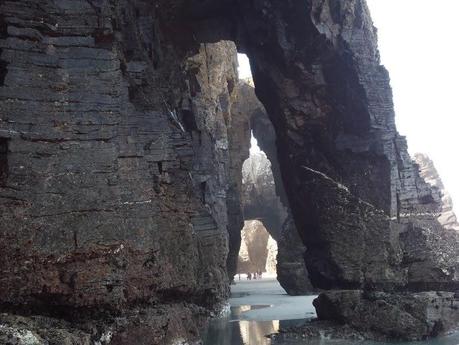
[
  {"xmin": 236, "ymin": 220, "xmax": 274, "ymax": 275},
  {"xmin": 0, "ymin": 0, "xmax": 458, "ymax": 342},
  {"xmin": 265, "ymin": 235, "xmax": 278, "ymax": 274},
  {"xmin": 413, "ymin": 153, "xmax": 459, "ymax": 231}
]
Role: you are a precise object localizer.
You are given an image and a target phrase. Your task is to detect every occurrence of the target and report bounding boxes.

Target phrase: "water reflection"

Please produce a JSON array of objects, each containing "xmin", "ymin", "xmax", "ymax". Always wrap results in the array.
[
  {"xmin": 202, "ymin": 305, "xmax": 306, "ymax": 345},
  {"xmin": 202, "ymin": 305, "xmax": 459, "ymax": 345}
]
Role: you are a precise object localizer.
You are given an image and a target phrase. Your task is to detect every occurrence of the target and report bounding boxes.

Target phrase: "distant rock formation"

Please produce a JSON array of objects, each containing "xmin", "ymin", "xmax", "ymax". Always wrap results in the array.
[
  {"xmin": 414, "ymin": 153, "xmax": 459, "ymax": 231},
  {"xmin": 236, "ymin": 220, "xmax": 277, "ymax": 275},
  {"xmin": 242, "ymin": 150, "xmax": 287, "ymax": 240},
  {"xmin": 241, "ymin": 144, "xmax": 312, "ymax": 294}
]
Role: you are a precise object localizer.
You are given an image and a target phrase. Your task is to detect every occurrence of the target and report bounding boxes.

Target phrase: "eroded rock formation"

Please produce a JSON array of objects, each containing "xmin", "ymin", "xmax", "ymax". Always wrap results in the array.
[{"xmin": 0, "ymin": 0, "xmax": 458, "ymax": 343}]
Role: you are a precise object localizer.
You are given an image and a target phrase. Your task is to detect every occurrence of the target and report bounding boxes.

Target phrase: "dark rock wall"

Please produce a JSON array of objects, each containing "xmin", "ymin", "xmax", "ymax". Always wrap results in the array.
[
  {"xmin": 0, "ymin": 0, "xmax": 242, "ymax": 342},
  {"xmin": 314, "ymin": 290, "xmax": 459, "ymax": 341},
  {"xmin": 235, "ymin": 0, "xmax": 458, "ymax": 292}
]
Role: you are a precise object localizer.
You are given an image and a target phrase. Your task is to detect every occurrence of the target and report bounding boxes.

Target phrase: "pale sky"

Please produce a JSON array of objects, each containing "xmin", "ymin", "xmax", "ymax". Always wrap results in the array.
[
  {"xmin": 249, "ymin": 133, "xmax": 261, "ymax": 156},
  {"xmin": 239, "ymin": 1, "xmax": 459, "ymax": 210}
]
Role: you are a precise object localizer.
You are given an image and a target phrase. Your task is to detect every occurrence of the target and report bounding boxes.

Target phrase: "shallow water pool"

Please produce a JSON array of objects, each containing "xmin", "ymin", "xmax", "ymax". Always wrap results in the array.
[{"xmin": 202, "ymin": 279, "xmax": 459, "ymax": 345}]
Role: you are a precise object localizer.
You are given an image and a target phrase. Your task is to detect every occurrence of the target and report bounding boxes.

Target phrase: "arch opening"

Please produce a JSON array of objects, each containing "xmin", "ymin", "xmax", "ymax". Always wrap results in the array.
[{"xmin": 228, "ymin": 53, "xmax": 313, "ymax": 295}]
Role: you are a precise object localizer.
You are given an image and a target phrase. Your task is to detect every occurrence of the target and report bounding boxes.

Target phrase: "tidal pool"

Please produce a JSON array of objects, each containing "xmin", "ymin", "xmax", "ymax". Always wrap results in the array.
[{"xmin": 201, "ymin": 279, "xmax": 459, "ymax": 345}]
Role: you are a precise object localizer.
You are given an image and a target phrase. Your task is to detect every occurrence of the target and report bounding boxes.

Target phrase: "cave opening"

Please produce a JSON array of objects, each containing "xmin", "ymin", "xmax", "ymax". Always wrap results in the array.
[
  {"xmin": 230, "ymin": 53, "xmax": 312, "ymax": 295},
  {"xmin": 236, "ymin": 134, "xmax": 279, "ymax": 282},
  {"xmin": 236, "ymin": 219, "xmax": 277, "ymax": 280}
]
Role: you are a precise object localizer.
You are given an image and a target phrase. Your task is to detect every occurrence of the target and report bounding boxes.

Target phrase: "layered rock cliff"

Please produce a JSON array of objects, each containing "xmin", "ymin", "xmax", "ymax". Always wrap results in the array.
[
  {"xmin": 0, "ymin": 1, "xmax": 242, "ymax": 342},
  {"xmin": 0, "ymin": 0, "xmax": 458, "ymax": 343}
]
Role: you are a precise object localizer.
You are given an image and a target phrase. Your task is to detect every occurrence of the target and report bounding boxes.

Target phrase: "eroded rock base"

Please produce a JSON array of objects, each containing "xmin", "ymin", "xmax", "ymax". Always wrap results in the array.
[
  {"xmin": 313, "ymin": 290, "xmax": 459, "ymax": 341},
  {"xmin": 0, "ymin": 303, "xmax": 210, "ymax": 345}
]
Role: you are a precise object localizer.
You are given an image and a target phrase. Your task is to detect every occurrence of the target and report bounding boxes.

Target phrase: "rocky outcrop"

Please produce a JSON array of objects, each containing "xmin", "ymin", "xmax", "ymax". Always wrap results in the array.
[
  {"xmin": 314, "ymin": 290, "xmax": 459, "ymax": 341},
  {"xmin": 0, "ymin": 0, "xmax": 458, "ymax": 342},
  {"xmin": 414, "ymin": 153, "xmax": 459, "ymax": 231},
  {"xmin": 235, "ymin": 0, "xmax": 458, "ymax": 338}
]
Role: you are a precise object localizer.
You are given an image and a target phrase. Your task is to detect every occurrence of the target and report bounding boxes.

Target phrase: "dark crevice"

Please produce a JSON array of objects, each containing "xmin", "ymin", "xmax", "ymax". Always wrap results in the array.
[
  {"xmin": 200, "ymin": 181, "xmax": 206, "ymax": 203},
  {"xmin": 0, "ymin": 51, "xmax": 8, "ymax": 85},
  {"xmin": 0, "ymin": 28, "xmax": 8, "ymax": 85},
  {"xmin": 0, "ymin": 138, "xmax": 9, "ymax": 186},
  {"xmin": 181, "ymin": 109, "xmax": 198, "ymax": 132}
]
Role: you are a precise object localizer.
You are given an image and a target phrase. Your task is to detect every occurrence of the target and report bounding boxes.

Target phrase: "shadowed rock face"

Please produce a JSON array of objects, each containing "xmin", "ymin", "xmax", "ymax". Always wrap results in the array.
[
  {"xmin": 0, "ymin": 1, "xmax": 239, "ymax": 341},
  {"xmin": 0, "ymin": 0, "xmax": 458, "ymax": 343}
]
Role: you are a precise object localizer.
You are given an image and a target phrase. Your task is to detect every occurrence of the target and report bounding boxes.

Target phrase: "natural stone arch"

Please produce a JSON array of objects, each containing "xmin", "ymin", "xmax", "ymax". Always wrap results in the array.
[
  {"xmin": 228, "ymin": 79, "xmax": 312, "ymax": 294},
  {"xmin": 171, "ymin": 0, "xmax": 458, "ymax": 291}
]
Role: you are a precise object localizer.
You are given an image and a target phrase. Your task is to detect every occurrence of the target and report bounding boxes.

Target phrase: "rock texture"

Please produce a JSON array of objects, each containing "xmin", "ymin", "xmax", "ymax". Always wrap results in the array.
[
  {"xmin": 0, "ymin": 1, "xmax": 242, "ymax": 342},
  {"xmin": 0, "ymin": 0, "xmax": 458, "ymax": 342},
  {"xmin": 314, "ymin": 290, "xmax": 459, "ymax": 340}
]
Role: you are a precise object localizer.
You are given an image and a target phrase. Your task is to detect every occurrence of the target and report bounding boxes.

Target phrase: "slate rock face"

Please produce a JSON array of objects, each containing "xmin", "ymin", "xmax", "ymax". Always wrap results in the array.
[{"xmin": 0, "ymin": 0, "xmax": 241, "ymax": 342}]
